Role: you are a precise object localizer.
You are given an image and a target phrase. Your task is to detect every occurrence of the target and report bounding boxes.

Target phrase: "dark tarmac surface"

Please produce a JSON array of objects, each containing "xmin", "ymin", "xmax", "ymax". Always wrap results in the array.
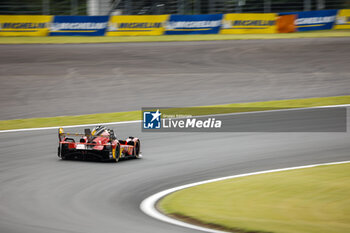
[
  {"xmin": 0, "ymin": 109, "xmax": 349, "ymax": 233},
  {"xmin": 0, "ymin": 38, "xmax": 349, "ymax": 120}
]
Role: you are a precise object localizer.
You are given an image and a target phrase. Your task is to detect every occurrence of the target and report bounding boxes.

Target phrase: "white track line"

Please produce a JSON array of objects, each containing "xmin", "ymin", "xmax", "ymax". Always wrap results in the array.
[
  {"xmin": 0, "ymin": 104, "xmax": 349, "ymax": 133},
  {"xmin": 0, "ymin": 120, "xmax": 141, "ymax": 133},
  {"xmin": 140, "ymin": 160, "xmax": 350, "ymax": 233},
  {"xmin": 196, "ymin": 104, "xmax": 350, "ymax": 119}
]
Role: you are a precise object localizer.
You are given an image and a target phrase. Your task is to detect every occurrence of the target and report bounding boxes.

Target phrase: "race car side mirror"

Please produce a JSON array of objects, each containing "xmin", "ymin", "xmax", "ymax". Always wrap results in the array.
[{"xmin": 109, "ymin": 130, "xmax": 116, "ymax": 140}]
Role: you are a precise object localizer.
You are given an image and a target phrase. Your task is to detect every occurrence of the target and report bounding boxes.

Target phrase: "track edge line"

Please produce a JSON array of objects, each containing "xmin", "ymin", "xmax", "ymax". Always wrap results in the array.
[
  {"xmin": 1, "ymin": 104, "xmax": 349, "ymax": 133},
  {"xmin": 140, "ymin": 160, "xmax": 350, "ymax": 233}
]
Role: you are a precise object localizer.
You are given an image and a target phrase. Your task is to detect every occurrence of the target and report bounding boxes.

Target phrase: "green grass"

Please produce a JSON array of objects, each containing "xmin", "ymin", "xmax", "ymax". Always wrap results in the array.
[
  {"xmin": 159, "ymin": 163, "xmax": 350, "ymax": 233},
  {"xmin": 0, "ymin": 95, "xmax": 349, "ymax": 130},
  {"xmin": 0, "ymin": 30, "xmax": 349, "ymax": 44}
]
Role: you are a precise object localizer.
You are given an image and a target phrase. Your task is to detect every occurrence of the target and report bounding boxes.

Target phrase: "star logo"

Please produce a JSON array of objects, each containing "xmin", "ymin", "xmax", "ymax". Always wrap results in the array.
[{"xmin": 151, "ymin": 109, "xmax": 161, "ymax": 122}]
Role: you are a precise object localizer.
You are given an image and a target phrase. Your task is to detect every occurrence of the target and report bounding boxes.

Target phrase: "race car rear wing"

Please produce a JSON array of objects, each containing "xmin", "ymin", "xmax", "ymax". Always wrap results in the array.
[{"xmin": 58, "ymin": 127, "xmax": 113, "ymax": 142}]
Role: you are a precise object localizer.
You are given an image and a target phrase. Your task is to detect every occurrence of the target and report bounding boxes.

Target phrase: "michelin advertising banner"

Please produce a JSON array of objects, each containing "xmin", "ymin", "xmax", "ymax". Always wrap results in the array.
[
  {"xmin": 50, "ymin": 16, "xmax": 109, "ymax": 36},
  {"xmin": 221, "ymin": 13, "xmax": 277, "ymax": 34},
  {"xmin": 280, "ymin": 10, "xmax": 338, "ymax": 31},
  {"xmin": 165, "ymin": 14, "xmax": 222, "ymax": 35},
  {"xmin": 0, "ymin": 15, "xmax": 52, "ymax": 36},
  {"xmin": 107, "ymin": 15, "xmax": 169, "ymax": 36},
  {"xmin": 335, "ymin": 9, "xmax": 350, "ymax": 29}
]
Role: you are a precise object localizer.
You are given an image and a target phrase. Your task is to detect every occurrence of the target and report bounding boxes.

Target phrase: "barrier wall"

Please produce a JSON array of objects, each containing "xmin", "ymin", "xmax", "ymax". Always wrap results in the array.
[
  {"xmin": 164, "ymin": 14, "xmax": 222, "ymax": 35},
  {"xmin": 0, "ymin": 10, "xmax": 348, "ymax": 37},
  {"xmin": 335, "ymin": 9, "xmax": 350, "ymax": 29},
  {"xmin": 277, "ymin": 15, "xmax": 296, "ymax": 33},
  {"xmin": 50, "ymin": 16, "xmax": 109, "ymax": 36},
  {"xmin": 221, "ymin": 13, "xmax": 277, "ymax": 34},
  {"xmin": 0, "ymin": 15, "xmax": 52, "ymax": 36},
  {"xmin": 280, "ymin": 10, "xmax": 338, "ymax": 31},
  {"xmin": 107, "ymin": 15, "xmax": 168, "ymax": 36}
]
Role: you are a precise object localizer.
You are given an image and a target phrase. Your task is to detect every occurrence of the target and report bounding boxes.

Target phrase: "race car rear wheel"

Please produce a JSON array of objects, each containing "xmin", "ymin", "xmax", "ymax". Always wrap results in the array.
[
  {"xmin": 58, "ymin": 146, "xmax": 66, "ymax": 160},
  {"xmin": 115, "ymin": 144, "xmax": 120, "ymax": 163}
]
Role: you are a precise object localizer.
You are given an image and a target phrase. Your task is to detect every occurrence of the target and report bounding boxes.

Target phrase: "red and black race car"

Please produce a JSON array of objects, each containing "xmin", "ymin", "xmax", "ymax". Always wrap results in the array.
[{"xmin": 58, "ymin": 125, "xmax": 141, "ymax": 162}]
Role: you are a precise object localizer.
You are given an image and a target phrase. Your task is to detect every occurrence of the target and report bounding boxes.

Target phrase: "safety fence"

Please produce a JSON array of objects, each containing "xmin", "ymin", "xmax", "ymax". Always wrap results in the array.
[{"xmin": 0, "ymin": 9, "xmax": 349, "ymax": 36}]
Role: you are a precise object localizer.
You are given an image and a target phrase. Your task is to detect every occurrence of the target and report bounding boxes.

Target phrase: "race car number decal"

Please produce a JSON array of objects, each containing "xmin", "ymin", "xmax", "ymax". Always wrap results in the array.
[{"xmin": 76, "ymin": 144, "xmax": 86, "ymax": 150}]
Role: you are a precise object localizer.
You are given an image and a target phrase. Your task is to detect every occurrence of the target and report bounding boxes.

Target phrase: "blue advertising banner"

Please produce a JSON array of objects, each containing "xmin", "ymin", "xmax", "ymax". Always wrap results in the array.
[
  {"xmin": 280, "ymin": 10, "xmax": 338, "ymax": 31},
  {"xmin": 50, "ymin": 16, "xmax": 109, "ymax": 36},
  {"xmin": 165, "ymin": 14, "xmax": 223, "ymax": 35}
]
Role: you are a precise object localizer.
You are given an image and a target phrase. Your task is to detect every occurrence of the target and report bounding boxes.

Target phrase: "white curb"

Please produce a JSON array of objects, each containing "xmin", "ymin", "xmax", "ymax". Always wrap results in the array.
[{"xmin": 140, "ymin": 160, "xmax": 350, "ymax": 233}]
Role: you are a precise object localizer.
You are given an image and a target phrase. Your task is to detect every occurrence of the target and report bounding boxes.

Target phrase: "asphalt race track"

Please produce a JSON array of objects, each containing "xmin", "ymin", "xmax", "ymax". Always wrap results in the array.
[
  {"xmin": 0, "ymin": 111, "xmax": 350, "ymax": 233},
  {"xmin": 0, "ymin": 38, "xmax": 350, "ymax": 120},
  {"xmin": 0, "ymin": 38, "xmax": 350, "ymax": 233}
]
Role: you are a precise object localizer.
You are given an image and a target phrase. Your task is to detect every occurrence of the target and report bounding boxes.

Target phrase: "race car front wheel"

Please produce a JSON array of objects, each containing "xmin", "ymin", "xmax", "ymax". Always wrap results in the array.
[{"xmin": 134, "ymin": 140, "xmax": 141, "ymax": 159}]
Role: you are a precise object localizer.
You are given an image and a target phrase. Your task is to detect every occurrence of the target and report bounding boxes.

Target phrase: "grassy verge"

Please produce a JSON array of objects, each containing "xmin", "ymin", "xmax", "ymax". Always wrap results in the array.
[
  {"xmin": 159, "ymin": 163, "xmax": 350, "ymax": 233},
  {"xmin": 0, "ymin": 95, "xmax": 349, "ymax": 130},
  {"xmin": 0, "ymin": 30, "xmax": 349, "ymax": 44}
]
